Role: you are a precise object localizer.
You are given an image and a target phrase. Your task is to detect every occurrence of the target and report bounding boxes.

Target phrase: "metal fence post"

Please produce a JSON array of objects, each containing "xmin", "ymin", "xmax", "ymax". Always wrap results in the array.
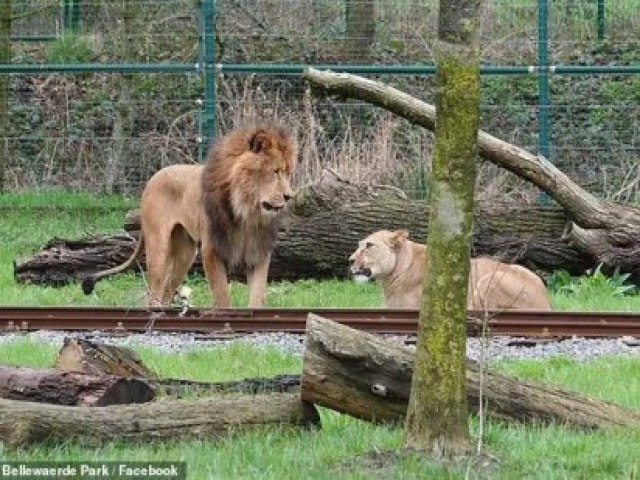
[
  {"xmin": 200, "ymin": 0, "xmax": 216, "ymax": 161},
  {"xmin": 597, "ymin": 0, "xmax": 605, "ymax": 41},
  {"xmin": 537, "ymin": 0, "xmax": 551, "ymax": 205},
  {"xmin": 63, "ymin": 0, "xmax": 81, "ymax": 32}
]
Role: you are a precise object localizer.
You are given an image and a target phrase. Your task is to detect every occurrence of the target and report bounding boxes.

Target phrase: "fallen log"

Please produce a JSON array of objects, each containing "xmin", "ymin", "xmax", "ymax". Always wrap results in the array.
[
  {"xmin": 14, "ymin": 234, "xmax": 137, "ymax": 287},
  {"xmin": 301, "ymin": 314, "xmax": 640, "ymax": 429},
  {"xmin": 0, "ymin": 366, "xmax": 154, "ymax": 407},
  {"xmin": 303, "ymin": 68, "xmax": 640, "ymax": 283},
  {"xmin": 13, "ymin": 171, "xmax": 596, "ymax": 287},
  {"xmin": 55, "ymin": 337, "xmax": 157, "ymax": 378},
  {"xmin": 53, "ymin": 337, "xmax": 300, "ymax": 397},
  {"xmin": 0, "ymin": 392, "xmax": 320, "ymax": 449}
]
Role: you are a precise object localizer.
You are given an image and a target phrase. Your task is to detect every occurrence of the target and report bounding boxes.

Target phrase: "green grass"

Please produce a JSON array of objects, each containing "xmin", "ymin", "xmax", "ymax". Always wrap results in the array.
[
  {"xmin": 0, "ymin": 339, "xmax": 638, "ymax": 479},
  {"xmin": 551, "ymin": 291, "xmax": 640, "ymax": 312},
  {"xmin": 0, "ymin": 191, "xmax": 137, "ymax": 211},
  {"xmin": 2, "ymin": 196, "xmax": 386, "ymax": 308},
  {"xmin": 2, "ymin": 196, "xmax": 640, "ymax": 310},
  {"xmin": 1, "ymin": 195, "xmax": 640, "ymax": 476}
]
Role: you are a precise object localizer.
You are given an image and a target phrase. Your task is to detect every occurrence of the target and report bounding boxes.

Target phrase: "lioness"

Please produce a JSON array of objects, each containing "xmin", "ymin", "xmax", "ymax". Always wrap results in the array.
[
  {"xmin": 349, "ymin": 230, "xmax": 552, "ymax": 310},
  {"xmin": 82, "ymin": 123, "xmax": 298, "ymax": 308}
]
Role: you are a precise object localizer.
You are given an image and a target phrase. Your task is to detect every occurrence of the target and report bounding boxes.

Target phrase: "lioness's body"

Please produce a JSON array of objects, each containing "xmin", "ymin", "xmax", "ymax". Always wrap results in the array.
[
  {"xmin": 82, "ymin": 124, "xmax": 297, "ymax": 308},
  {"xmin": 349, "ymin": 230, "xmax": 552, "ymax": 311}
]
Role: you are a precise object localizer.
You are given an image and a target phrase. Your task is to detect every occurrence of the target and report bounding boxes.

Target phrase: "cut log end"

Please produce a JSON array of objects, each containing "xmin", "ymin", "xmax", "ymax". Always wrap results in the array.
[{"xmin": 0, "ymin": 367, "xmax": 155, "ymax": 407}]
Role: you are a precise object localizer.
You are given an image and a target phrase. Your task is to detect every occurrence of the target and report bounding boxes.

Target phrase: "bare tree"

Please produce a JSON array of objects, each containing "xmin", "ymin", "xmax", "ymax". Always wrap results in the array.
[
  {"xmin": 103, "ymin": 1, "xmax": 134, "ymax": 194},
  {"xmin": 0, "ymin": 0, "xmax": 10, "ymax": 192},
  {"xmin": 403, "ymin": 0, "xmax": 483, "ymax": 459},
  {"xmin": 345, "ymin": 0, "xmax": 376, "ymax": 60},
  {"xmin": 0, "ymin": 0, "xmax": 57, "ymax": 192}
]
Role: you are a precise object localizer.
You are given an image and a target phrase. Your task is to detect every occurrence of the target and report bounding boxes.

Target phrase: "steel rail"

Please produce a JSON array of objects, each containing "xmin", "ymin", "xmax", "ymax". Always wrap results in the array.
[{"xmin": 1, "ymin": 307, "xmax": 639, "ymax": 338}]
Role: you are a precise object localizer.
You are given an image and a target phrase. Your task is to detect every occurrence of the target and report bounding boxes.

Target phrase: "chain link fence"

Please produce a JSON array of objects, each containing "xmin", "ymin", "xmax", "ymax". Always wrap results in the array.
[{"xmin": 2, "ymin": 0, "xmax": 639, "ymax": 202}]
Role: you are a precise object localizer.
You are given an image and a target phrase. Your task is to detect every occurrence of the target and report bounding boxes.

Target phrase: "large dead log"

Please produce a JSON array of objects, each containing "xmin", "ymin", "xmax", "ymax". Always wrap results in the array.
[
  {"xmin": 13, "ymin": 234, "xmax": 137, "ymax": 287},
  {"xmin": 303, "ymin": 68, "xmax": 640, "ymax": 282},
  {"xmin": 0, "ymin": 367, "xmax": 154, "ymax": 406},
  {"xmin": 302, "ymin": 314, "xmax": 640, "ymax": 429},
  {"xmin": 0, "ymin": 392, "xmax": 319, "ymax": 449},
  {"xmin": 13, "ymin": 171, "xmax": 596, "ymax": 286}
]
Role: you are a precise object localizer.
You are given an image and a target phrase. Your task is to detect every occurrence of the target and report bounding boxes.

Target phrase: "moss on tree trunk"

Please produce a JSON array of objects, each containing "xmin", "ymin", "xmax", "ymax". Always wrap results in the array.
[{"xmin": 404, "ymin": 0, "xmax": 482, "ymax": 459}]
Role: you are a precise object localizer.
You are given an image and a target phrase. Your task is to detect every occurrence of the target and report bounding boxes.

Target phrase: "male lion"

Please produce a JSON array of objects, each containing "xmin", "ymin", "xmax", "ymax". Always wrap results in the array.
[
  {"xmin": 82, "ymin": 123, "xmax": 298, "ymax": 308},
  {"xmin": 349, "ymin": 230, "xmax": 552, "ymax": 311}
]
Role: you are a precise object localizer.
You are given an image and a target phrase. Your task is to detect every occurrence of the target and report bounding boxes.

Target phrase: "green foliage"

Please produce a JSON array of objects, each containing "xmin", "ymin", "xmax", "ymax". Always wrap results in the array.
[
  {"xmin": 0, "ymin": 191, "xmax": 136, "ymax": 211},
  {"xmin": 551, "ymin": 264, "xmax": 637, "ymax": 298},
  {"xmin": 45, "ymin": 34, "xmax": 96, "ymax": 64},
  {"xmin": 497, "ymin": 356, "xmax": 640, "ymax": 409},
  {"xmin": 601, "ymin": 77, "xmax": 640, "ymax": 104},
  {"xmin": 547, "ymin": 269, "xmax": 575, "ymax": 294}
]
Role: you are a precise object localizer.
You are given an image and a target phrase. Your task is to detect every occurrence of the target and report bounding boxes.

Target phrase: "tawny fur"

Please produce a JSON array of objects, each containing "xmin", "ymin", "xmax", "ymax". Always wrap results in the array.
[
  {"xmin": 349, "ymin": 230, "xmax": 552, "ymax": 311},
  {"xmin": 82, "ymin": 123, "xmax": 298, "ymax": 308}
]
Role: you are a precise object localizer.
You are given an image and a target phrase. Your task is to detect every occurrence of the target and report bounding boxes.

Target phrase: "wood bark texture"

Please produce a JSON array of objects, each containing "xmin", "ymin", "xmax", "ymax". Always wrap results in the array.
[
  {"xmin": 55, "ymin": 337, "xmax": 157, "ymax": 378},
  {"xmin": 301, "ymin": 315, "xmax": 640, "ymax": 429},
  {"xmin": 0, "ymin": 366, "xmax": 154, "ymax": 407},
  {"xmin": 302, "ymin": 68, "xmax": 640, "ymax": 283},
  {"xmin": 404, "ymin": 9, "xmax": 482, "ymax": 454},
  {"xmin": 14, "ymin": 171, "xmax": 601, "ymax": 287},
  {"xmin": 0, "ymin": 392, "xmax": 320, "ymax": 449}
]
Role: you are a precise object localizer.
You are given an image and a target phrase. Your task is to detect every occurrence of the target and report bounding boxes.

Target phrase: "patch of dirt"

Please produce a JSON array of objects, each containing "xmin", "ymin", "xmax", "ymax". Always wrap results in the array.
[
  {"xmin": 335, "ymin": 447, "xmax": 500, "ymax": 478},
  {"xmin": 335, "ymin": 449, "xmax": 402, "ymax": 479}
]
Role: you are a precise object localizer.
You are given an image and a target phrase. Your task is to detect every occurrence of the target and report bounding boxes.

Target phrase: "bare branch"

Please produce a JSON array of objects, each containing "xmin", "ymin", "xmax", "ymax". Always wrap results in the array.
[{"xmin": 302, "ymin": 68, "xmax": 618, "ymax": 229}]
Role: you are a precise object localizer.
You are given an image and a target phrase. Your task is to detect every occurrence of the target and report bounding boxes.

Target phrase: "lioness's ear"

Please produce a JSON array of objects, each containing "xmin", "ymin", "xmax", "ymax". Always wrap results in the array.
[
  {"xmin": 249, "ymin": 131, "xmax": 272, "ymax": 154},
  {"xmin": 390, "ymin": 229, "xmax": 409, "ymax": 249}
]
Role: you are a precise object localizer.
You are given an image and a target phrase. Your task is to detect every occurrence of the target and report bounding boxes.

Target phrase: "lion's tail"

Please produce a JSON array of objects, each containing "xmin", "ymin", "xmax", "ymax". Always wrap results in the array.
[{"xmin": 81, "ymin": 233, "xmax": 145, "ymax": 295}]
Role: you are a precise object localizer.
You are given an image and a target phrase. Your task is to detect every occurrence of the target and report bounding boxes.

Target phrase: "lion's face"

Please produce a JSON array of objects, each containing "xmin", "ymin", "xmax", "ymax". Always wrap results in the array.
[
  {"xmin": 256, "ymin": 162, "xmax": 294, "ymax": 218},
  {"xmin": 227, "ymin": 128, "xmax": 297, "ymax": 222},
  {"xmin": 349, "ymin": 230, "xmax": 409, "ymax": 282}
]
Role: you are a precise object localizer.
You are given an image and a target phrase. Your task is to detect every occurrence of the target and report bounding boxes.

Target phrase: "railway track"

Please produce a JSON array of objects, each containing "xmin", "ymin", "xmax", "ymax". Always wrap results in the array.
[{"xmin": 1, "ymin": 307, "xmax": 639, "ymax": 338}]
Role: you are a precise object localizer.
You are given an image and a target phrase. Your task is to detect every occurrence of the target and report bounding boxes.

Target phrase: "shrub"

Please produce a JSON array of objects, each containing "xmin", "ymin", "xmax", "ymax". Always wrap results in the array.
[
  {"xmin": 551, "ymin": 264, "xmax": 636, "ymax": 297},
  {"xmin": 46, "ymin": 34, "xmax": 96, "ymax": 64}
]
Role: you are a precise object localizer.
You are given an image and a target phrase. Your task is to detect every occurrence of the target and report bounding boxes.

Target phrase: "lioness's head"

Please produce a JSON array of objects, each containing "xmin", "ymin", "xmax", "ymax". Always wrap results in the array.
[{"xmin": 349, "ymin": 230, "xmax": 409, "ymax": 282}]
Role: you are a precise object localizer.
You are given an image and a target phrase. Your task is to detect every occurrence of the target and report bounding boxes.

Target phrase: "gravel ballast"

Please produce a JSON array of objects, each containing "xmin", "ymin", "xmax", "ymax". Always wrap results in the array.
[{"xmin": 0, "ymin": 330, "xmax": 638, "ymax": 363}]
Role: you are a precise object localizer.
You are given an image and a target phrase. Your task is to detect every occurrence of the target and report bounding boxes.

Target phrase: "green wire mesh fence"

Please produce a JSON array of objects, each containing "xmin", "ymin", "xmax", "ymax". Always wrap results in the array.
[{"xmin": 1, "ymin": 0, "xmax": 638, "ymax": 202}]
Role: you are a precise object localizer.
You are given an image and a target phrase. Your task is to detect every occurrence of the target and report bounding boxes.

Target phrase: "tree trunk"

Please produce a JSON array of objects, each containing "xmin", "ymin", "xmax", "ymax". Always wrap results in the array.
[
  {"xmin": 345, "ymin": 0, "xmax": 376, "ymax": 60},
  {"xmin": 302, "ymin": 69, "xmax": 640, "ymax": 282},
  {"xmin": 55, "ymin": 337, "xmax": 158, "ymax": 378},
  {"xmin": 403, "ymin": 2, "xmax": 482, "ymax": 457},
  {"xmin": 302, "ymin": 315, "xmax": 640, "ymax": 428},
  {"xmin": 13, "ymin": 172, "xmax": 598, "ymax": 287},
  {"xmin": 0, "ymin": 392, "xmax": 320, "ymax": 449},
  {"xmin": 0, "ymin": 367, "xmax": 154, "ymax": 406}
]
